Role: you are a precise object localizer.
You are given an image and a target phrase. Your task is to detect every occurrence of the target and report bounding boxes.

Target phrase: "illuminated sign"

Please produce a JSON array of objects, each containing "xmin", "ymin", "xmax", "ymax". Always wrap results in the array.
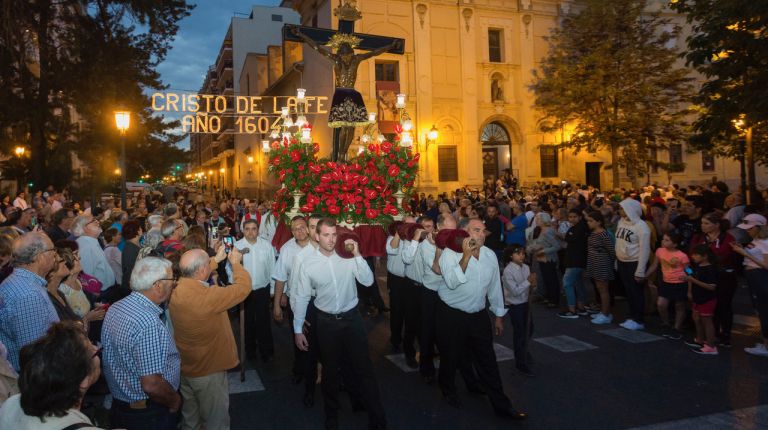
[{"xmin": 150, "ymin": 92, "xmax": 329, "ymax": 134}]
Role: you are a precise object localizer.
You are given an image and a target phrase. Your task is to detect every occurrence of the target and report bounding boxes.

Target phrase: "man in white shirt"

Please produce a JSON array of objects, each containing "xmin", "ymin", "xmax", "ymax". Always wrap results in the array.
[
  {"xmin": 400, "ymin": 218, "xmax": 432, "ymax": 369},
  {"xmin": 272, "ymin": 217, "xmax": 311, "ymax": 377},
  {"xmin": 385, "ymin": 223, "xmax": 407, "ymax": 353},
  {"xmin": 292, "ymin": 218, "xmax": 386, "ymax": 430},
  {"xmin": 287, "ymin": 214, "xmax": 323, "ymax": 406},
  {"xmin": 416, "ymin": 214, "xmax": 455, "ymax": 383},
  {"xmin": 437, "ymin": 219, "xmax": 527, "ymax": 420},
  {"xmin": 73, "ymin": 215, "xmax": 117, "ymax": 299},
  {"xmin": 12, "ymin": 192, "xmax": 27, "ymax": 210},
  {"xmin": 232, "ymin": 219, "xmax": 276, "ymax": 362}
]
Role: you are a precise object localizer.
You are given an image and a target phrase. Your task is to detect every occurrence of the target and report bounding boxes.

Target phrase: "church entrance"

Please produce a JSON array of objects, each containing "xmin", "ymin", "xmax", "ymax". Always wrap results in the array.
[{"xmin": 481, "ymin": 122, "xmax": 511, "ymax": 181}]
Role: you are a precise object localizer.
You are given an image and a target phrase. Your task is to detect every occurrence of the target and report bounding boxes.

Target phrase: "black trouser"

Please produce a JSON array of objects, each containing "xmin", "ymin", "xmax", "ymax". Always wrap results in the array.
[
  {"xmin": 539, "ymin": 261, "xmax": 560, "ymax": 305},
  {"xmin": 435, "ymin": 300, "xmax": 512, "ymax": 411},
  {"xmin": 745, "ymin": 269, "xmax": 768, "ymax": 339},
  {"xmin": 316, "ymin": 308, "xmax": 386, "ymax": 429},
  {"xmin": 714, "ymin": 270, "xmax": 738, "ymax": 342},
  {"xmin": 508, "ymin": 303, "xmax": 532, "ymax": 367},
  {"xmin": 617, "ymin": 260, "xmax": 645, "ymax": 323},
  {"xmin": 303, "ymin": 300, "xmax": 320, "ymax": 394},
  {"xmin": 358, "ymin": 257, "xmax": 386, "ymax": 311},
  {"xmin": 419, "ymin": 287, "xmax": 439, "ymax": 377},
  {"xmin": 402, "ymin": 279, "xmax": 422, "ymax": 359},
  {"xmin": 388, "ymin": 272, "xmax": 407, "ymax": 348},
  {"xmin": 110, "ymin": 399, "xmax": 179, "ymax": 430},
  {"xmin": 245, "ymin": 287, "xmax": 273, "ymax": 359}
]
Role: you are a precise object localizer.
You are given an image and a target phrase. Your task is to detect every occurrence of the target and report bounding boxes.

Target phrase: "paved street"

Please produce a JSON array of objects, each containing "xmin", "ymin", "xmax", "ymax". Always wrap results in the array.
[{"xmin": 227, "ymin": 268, "xmax": 768, "ymax": 430}]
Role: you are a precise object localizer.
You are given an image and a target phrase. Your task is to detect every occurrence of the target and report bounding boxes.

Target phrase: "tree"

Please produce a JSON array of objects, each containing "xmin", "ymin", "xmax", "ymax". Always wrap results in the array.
[
  {"xmin": 671, "ymin": 0, "xmax": 768, "ymax": 201},
  {"xmin": 530, "ymin": 0, "xmax": 694, "ymax": 189},
  {"xmin": 0, "ymin": 0, "xmax": 193, "ymax": 194}
]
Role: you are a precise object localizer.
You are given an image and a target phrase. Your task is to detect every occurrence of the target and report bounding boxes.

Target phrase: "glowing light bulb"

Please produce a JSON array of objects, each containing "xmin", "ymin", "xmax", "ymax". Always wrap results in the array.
[
  {"xmin": 281, "ymin": 107, "xmax": 289, "ymax": 117},
  {"xmin": 296, "ymin": 88, "xmax": 306, "ymax": 100},
  {"xmin": 377, "ymin": 135, "xmax": 385, "ymax": 143},
  {"xmin": 295, "ymin": 115, "xmax": 307, "ymax": 128},
  {"xmin": 284, "ymin": 116, "xmax": 294, "ymax": 127},
  {"xmin": 270, "ymin": 129, "xmax": 279, "ymax": 139},
  {"xmin": 368, "ymin": 112, "xmax": 377, "ymax": 123},
  {"xmin": 402, "ymin": 119, "xmax": 413, "ymax": 131},
  {"xmin": 262, "ymin": 140, "xmax": 270, "ymax": 152},
  {"xmin": 400, "ymin": 131, "xmax": 413, "ymax": 146},
  {"xmin": 301, "ymin": 127, "xmax": 311, "ymax": 143},
  {"xmin": 395, "ymin": 93, "xmax": 406, "ymax": 109}
]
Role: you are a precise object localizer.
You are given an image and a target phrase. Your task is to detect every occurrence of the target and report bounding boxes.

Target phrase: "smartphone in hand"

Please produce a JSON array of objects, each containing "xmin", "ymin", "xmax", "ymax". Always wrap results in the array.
[
  {"xmin": 222, "ymin": 236, "xmax": 235, "ymax": 253},
  {"xmin": 684, "ymin": 267, "xmax": 694, "ymax": 276}
]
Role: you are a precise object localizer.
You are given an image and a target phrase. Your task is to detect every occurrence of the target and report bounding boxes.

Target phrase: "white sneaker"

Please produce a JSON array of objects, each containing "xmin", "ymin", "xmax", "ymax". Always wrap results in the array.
[
  {"xmin": 591, "ymin": 313, "xmax": 600, "ymax": 319},
  {"xmin": 744, "ymin": 343, "xmax": 768, "ymax": 357},
  {"xmin": 620, "ymin": 320, "xmax": 645, "ymax": 331},
  {"xmin": 591, "ymin": 313, "xmax": 613, "ymax": 324}
]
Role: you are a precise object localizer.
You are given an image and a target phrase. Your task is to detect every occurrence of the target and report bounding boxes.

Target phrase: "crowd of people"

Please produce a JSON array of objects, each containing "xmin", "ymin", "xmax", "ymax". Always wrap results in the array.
[{"xmin": 0, "ymin": 176, "xmax": 765, "ymax": 430}]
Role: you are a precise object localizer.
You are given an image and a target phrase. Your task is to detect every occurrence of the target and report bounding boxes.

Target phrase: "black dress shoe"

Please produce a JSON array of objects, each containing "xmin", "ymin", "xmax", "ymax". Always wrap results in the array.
[
  {"xmin": 303, "ymin": 391, "xmax": 314, "ymax": 407},
  {"xmin": 494, "ymin": 407, "xmax": 527, "ymax": 420},
  {"xmin": 443, "ymin": 393, "xmax": 462, "ymax": 409},
  {"xmin": 405, "ymin": 356, "xmax": 418, "ymax": 369},
  {"xmin": 325, "ymin": 416, "xmax": 339, "ymax": 430},
  {"xmin": 516, "ymin": 365, "xmax": 535, "ymax": 377}
]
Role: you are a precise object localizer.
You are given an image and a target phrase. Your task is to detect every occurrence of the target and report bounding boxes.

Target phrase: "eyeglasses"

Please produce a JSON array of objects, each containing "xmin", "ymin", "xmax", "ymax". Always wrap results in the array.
[
  {"xmin": 87, "ymin": 219, "xmax": 100, "ymax": 225},
  {"xmin": 155, "ymin": 276, "xmax": 179, "ymax": 287}
]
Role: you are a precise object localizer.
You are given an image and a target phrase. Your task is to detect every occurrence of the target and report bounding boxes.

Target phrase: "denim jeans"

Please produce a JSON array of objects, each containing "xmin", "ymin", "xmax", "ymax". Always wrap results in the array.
[{"xmin": 563, "ymin": 267, "xmax": 586, "ymax": 308}]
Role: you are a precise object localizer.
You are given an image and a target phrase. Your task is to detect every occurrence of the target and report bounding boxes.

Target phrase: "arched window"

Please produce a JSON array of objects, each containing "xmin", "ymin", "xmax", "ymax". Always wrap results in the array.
[
  {"xmin": 490, "ymin": 73, "xmax": 504, "ymax": 102},
  {"xmin": 481, "ymin": 122, "xmax": 510, "ymax": 145}
]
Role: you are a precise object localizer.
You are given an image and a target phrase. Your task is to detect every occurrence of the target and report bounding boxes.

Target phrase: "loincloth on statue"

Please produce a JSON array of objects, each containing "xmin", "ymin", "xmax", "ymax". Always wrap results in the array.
[{"xmin": 328, "ymin": 88, "xmax": 369, "ymax": 128}]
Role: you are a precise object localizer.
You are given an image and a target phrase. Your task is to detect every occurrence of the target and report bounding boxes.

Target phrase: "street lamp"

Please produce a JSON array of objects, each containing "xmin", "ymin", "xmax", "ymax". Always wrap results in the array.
[
  {"xmin": 733, "ymin": 117, "xmax": 756, "ymax": 204},
  {"xmin": 114, "ymin": 110, "xmax": 130, "ymax": 210},
  {"xmin": 14, "ymin": 146, "xmax": 25, "ymax": 157}
]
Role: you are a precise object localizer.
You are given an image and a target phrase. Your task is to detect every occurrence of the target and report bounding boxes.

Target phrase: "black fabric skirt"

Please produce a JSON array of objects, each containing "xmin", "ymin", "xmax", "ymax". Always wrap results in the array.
[{"xmin": 328, "ymin": 87, "xmax": 369, "ymax": 128}]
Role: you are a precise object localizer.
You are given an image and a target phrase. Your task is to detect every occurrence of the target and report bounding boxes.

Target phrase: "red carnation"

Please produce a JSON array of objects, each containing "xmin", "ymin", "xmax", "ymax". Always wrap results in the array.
[
  {"xmin": 358, "ymin": 176, "xmax": 369, "ymax": 185},
  {"xmin": 300, "ymin": 204, "xmax": 314, "ymax": 213},
  {"xmin": 298, "ymin": 165, "xmax": 305, "ymax": 171},
  {"xmin": 320, "ymin": 174, "xmax": 331, "ymax": 183},
  {"xmin": 313, "ymin": 143, "xmax": 320, "ymax": 153},
  {"xmin": 413, "ymin": 153, "xmax": 420, "ymax": 161},
  {"xmin": 365, "ymin": 208, "xmax": 379, "ymax": 219},
  {"xmin": 364, "ymin": 189, "xmax": 378, "ymax": 200},
  {"xmin": 387, "ymin": 165, "xmax": 400, "ymax": 177},
  {"xmin": 393, "ymin": 123, "xmax": 402, "ymax": 134},
  {"xmin": 407, "ymin": 161, "xmax": 414, "ymax": 167},
  {"xmin": 381, "ymin": 142, "xmax": 393, "ymax": 153},
  {"xmin": 271, "ymin": 157, "xmax": 280, "ymax": 166},
  {"xmin": 326, "ymin": 161, "xmax": 337, "ymax": 169},
  {"xmin": 328, "ymin": 205, "xmax": 341, "ymax": 215}
]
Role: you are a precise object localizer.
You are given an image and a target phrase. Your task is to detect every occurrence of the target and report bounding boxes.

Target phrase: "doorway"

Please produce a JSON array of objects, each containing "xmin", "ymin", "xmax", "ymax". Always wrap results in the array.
[
  {"xmin": 482, "ymin": 148, "xmax": 499, "ymax": 179},
  {"xmin": 585, "ymin": 162, "xmax": 602, "ymax": 190}
]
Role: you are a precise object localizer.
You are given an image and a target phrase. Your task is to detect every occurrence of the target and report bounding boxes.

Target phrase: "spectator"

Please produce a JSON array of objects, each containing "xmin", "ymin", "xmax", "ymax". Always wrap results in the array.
[
  {"xmin": 45, "ymin": 208, "xmax": 75, "ymax": 243},
  {"xmin": 0, "ymin": 232, "xmax": 59, "ymax": 371},
  {"xmin": 103, "ymin": 228, "xmax": 122, "ymax": 285},
  {"xmin": 74, "ymin": 215, "xmax": 116, "ymax": 300},
  {"xmin": 527, "ymin": 213, "xmax": 560, "ymax": 307},
  {"xmin": 615, "ymin": 198, "xmax": 651, "ymax": 331},
  {"xmin": 156, "ymin": 219, "xmax": 185, "ymax": 258},
  {"xmin": 731, "ymin": 214, "xmax": 768, "ymax": 357},
  {"xmin": 102, "ymin": 257, "xmax": 182, "ymax": 429},
  {"xmin": 559, "ymin": 209, "xmax": 590, "ymax": 318},
  {"xmin": 0, "ymin": 321, "xmax": 102, "ymax": 429},
  {"xmin": 121, "ymin": 220, "xmax": 143, "ymax": 290},
  {"xmin": 12, "ymin": 191, "xmax": 27, "ymax": 210}
]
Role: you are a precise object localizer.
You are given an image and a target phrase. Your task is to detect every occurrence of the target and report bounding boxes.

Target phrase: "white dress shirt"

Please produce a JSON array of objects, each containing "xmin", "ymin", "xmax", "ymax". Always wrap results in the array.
[
  {"xmin": 291, "ymin": 248, "xmax": 374, "ymax": 333},
  {"xmin": 272, "ymin": 238, "xmax": 309, "ymax": 297},
  {"xmin": 437, "ymin": 246, "xmax": 507, "ymax": 317},
  {"xmin": 77, "ymin": 235, "xmax": 115, "ymax": 291},
  {"xmin": 258, "ymin": 211, "xmax": 278, "ymax": 244},
  {"xmin": 385, "ymin": 235, "xmax": 405, "ymax": 276},
  {"xmin": 401, "ymin": 239, "xmax": 423, "ymax": 284},
  {"xmin": 502, "ymin": 262, "xmax": 531, "ymax": 305},
  {"xmin": 12, "ymin": 197, "xmax": 27, "ymax": 210},
  {"xmin": 288, "ymin": 243, "xmax": 318, "ymax": 314},
  {"xmin": 230, "ymin": 237, "xmax": 275, "ymax": 291},
  {"xmin": 418, "ymin": 240, "xmax": 445, "ymax": 292}
]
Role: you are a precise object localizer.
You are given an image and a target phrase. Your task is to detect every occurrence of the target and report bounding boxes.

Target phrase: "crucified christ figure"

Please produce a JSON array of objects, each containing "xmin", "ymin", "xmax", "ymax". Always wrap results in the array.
[{"xmin": 290, "ymin": 26, "xmax": 402, "ymax": 162}]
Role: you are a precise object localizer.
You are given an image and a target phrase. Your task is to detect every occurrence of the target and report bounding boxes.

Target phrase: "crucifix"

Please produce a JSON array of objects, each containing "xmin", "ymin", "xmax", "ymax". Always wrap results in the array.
[{"xmin": 284, "ymin": 0, "xmax": 405, "ymax": 162}]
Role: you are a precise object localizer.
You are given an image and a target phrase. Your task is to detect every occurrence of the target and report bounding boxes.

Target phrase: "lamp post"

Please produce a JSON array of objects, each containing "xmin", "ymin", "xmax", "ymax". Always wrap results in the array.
[
  {"xmin": 114, "ymin": 110, "xmax": 130, "ymax": 210},
  {"xmin": 733, "ymin": 117, "xmax": 756, "ymax": 205},
  {"xmin": 420, "ymin": 125, "xmax": 439, "ymax": 187}
]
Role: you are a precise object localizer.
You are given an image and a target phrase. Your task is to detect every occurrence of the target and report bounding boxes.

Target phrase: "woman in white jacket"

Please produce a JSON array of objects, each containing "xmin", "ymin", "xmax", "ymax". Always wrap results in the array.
[{"xmin": 614, "ymin": 198, "xmax": 651, "ymax": 331}]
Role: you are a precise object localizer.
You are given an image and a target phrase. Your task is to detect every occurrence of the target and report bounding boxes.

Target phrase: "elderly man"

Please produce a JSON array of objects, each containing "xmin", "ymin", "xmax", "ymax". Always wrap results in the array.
[
  {"xmin": 156, "ymin": 219, "xmax": 184, "ymax": 257},
  {"xmin": 74, "ymin": 215, "xmax": 116, "ymax": 298},
  {"xmin": 437, "ymin": 219, "xmax": 526, "ymax": 419},
  {"xmin": 170, "ymin": 246, "xmax": 250, "ymax": 430},
  {"xmin": 0, "ymin": 232, "xmax": 59, "ymax": 371},
  {"xmin": 231, "ymin": 219, "xmax": 275, "ymax": 362},
  {"xmin": 11, "ymin": 208, "xmax": 33, "ymax": 236},
  {"xmin": 46, "ymin": 208, "xmax": 75, "ymax": 243},
  {"xmin": 102, "ymin": 257, "xmax": 181, "ymax": 430}
]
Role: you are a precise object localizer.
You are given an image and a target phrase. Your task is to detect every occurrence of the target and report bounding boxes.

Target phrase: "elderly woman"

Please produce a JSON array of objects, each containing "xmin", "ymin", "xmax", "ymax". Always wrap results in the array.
[
  {"xmin": 46, "ymin": 248, "xmax": 105, "ymax": 334},
  {"xmin": 527, "ymin": 212, "xmax": 562, "ymax": 307},
  {"xmin": 0, "ymin": 321, "xmax": 103, "ymax": 429}
]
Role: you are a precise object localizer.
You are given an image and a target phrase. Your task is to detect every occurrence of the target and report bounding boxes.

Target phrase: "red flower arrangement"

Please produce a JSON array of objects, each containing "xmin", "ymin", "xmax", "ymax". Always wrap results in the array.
[{"xmin": 267, "ymin": 133, "xmax": 419, "ymax": 225}]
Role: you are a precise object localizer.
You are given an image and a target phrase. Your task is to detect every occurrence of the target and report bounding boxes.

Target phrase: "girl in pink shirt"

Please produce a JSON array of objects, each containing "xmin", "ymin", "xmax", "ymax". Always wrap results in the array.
[{"xmin": 647, "ymin": 232, "xmax": 690, "ymax": 339}]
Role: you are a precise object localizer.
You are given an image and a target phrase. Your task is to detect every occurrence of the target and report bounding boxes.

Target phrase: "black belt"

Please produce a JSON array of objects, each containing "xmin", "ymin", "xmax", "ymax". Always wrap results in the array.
[{"xmin": 316, "ymin": 307, "xmax": 357, "ymax": 320}]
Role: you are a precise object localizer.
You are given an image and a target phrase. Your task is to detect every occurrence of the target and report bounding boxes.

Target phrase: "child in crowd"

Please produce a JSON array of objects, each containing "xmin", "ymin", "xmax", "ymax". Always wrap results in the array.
[
  {"xmin": 646, "ymin": 233, "xmax": 689, "ymax": 340},
  {"xmin": 686, "ymin": 245, "xmax": 719, "ymax": 355},
  {"xmin": 502, "ymin": 244, "xmax": 536, "ymax": 376}
]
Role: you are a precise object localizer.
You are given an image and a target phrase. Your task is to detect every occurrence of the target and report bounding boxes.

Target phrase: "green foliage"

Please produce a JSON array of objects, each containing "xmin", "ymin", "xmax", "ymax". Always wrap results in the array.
[
  {"xmin": 530, "ymin": 0, "xmax": 694, "ymax": 188},
  {"xmin": 671, "ymin": 0, "xmax": 768, "ymax": 164},
  {"xmin": 0, "ymin": 0, "xmax": 193, "ymax": 194}
]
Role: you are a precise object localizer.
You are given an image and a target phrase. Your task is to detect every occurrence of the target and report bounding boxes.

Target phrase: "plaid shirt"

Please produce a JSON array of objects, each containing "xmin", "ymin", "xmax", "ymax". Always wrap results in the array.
[
  {"xmin": 0, "ymin": 268, "xmax": 59, "ymax": 371},
  {"xmin": 102, "ymin": 292, "xmax": 180, "ymax": 402}
]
